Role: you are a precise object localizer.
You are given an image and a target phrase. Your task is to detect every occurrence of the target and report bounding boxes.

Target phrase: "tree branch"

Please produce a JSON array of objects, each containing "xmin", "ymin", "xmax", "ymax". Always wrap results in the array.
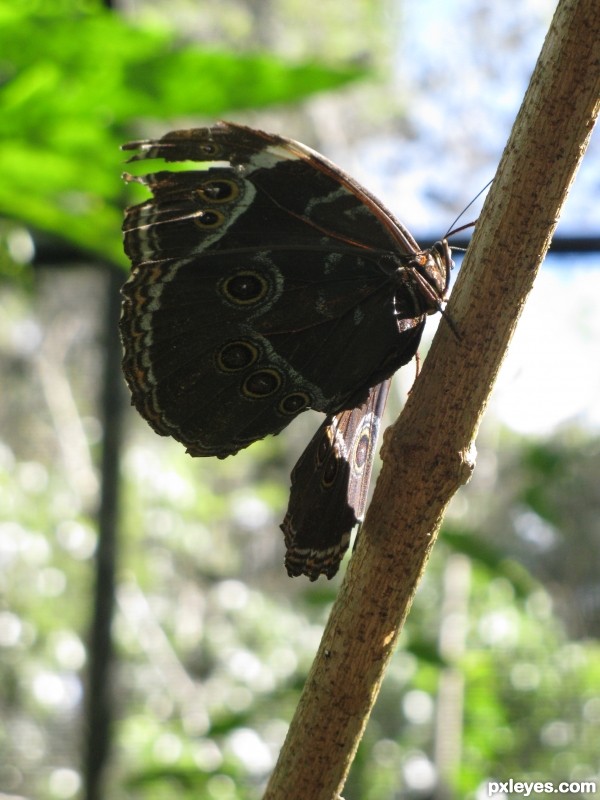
[{"xmin": 263, "ymin": 0, "xmax": 600, "ymax": 797}]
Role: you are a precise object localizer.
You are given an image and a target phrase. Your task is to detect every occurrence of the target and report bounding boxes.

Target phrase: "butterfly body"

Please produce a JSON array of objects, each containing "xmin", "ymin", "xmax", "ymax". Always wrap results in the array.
[{"xmin": 120, "ymin": 122, "xmax": 452, "ymax": 578}]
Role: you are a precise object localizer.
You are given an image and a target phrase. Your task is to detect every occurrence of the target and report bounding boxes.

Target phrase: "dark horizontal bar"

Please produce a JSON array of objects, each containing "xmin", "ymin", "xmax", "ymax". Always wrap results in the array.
[{"xmin": 419, "ymin": 235, "xmax": 600, "ymax": 255}]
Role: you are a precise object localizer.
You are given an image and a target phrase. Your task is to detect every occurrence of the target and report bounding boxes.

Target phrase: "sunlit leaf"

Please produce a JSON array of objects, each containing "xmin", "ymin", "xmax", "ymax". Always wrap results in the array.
[{"xmin": 0, "ymin": 1, "xmax": 367, "ymax": 267}]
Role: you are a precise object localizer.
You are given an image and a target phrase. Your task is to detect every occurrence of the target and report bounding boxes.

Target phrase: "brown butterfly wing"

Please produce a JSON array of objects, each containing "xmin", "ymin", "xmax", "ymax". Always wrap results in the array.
[
  {"xmin": 120, "ymin": 123, "xmax": 453, "ymax": 579},
  {"xmin": 281, "ymin": 379, "xmax": 394, "ymax": 581},
  {"xmin": 120, "ymin": 123, "xmax": 437, "ymax": 459}
]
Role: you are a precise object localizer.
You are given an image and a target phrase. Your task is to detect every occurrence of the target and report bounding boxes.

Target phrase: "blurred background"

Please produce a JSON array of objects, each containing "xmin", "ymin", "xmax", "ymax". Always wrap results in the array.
[{"xmin": 1, "ymin": 1, "xmax": 599, "ymax": 799}]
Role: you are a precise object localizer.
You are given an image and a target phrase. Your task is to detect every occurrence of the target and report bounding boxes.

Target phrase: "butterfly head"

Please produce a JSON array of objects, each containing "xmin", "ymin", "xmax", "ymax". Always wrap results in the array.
[
  {"xmin": 398, "ymin": 239, "xmax": 453, "ymax": 317},
  {"xmin": 427, "ymin": 238, "xmax": 453, "ymax": 300}
]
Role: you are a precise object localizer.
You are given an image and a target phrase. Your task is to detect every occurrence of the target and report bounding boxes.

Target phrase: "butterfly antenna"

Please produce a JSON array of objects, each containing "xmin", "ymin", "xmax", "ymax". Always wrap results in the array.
[
  {"xmin": 435, "ymin": 181, "xmax": 493, "ymax": 342},
  {"xmin": 445, "ymin": 178, "xmax": 494, "ymax": 238}
]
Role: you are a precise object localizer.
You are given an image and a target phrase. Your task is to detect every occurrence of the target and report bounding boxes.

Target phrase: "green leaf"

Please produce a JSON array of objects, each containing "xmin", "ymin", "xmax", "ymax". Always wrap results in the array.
[{"xmin": 0, "ymin": 1, "xmax": 367, "ymax": 267}]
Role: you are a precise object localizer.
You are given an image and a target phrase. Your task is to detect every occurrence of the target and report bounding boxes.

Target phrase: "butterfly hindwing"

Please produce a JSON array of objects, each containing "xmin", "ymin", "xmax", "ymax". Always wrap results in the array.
[{"xmin": 282, "ymin": 380, "xmax": 392, "ymax": 581}]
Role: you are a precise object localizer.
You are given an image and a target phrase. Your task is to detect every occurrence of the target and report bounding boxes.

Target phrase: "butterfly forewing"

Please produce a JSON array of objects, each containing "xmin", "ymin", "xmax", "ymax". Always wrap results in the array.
[{"xmin": 120, "ymin": 123, "xmax": 445, "ymax": 459}]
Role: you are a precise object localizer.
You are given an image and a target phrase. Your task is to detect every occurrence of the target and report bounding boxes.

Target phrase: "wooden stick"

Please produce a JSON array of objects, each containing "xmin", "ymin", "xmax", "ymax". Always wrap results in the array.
[{"xmin": 263, "ymin": 0, "xmax": 600, "ymax": 797}]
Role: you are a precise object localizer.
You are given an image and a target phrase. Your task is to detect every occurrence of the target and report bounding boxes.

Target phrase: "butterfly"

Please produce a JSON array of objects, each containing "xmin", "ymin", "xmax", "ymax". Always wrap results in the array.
[{"xmin": 120, "ymin": 122, "xmax": 452, "ymax": 580}]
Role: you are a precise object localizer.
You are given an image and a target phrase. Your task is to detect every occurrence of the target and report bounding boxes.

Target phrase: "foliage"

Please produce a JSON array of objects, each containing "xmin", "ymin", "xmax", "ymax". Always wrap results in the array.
[{"xmin": 0, "ymin": 0, "xmax": 365, "ymax": 267}]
